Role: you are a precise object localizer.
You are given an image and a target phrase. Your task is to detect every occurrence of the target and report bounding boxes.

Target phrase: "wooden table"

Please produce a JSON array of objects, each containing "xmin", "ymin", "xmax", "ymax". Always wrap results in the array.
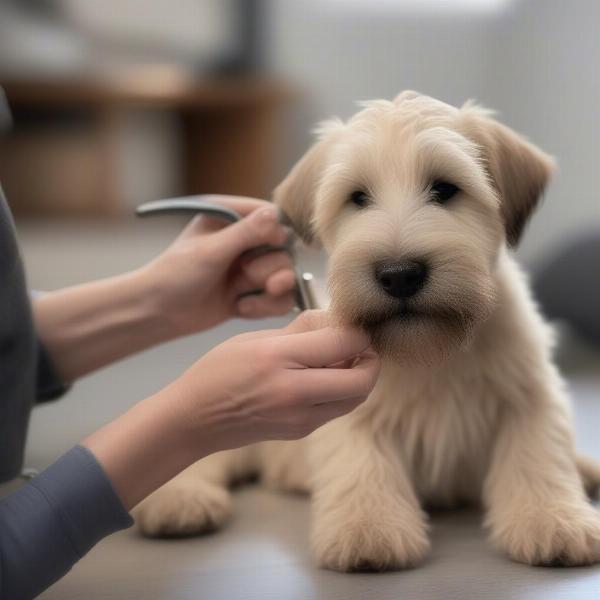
[{"xmin": 0, "ymin": 75, "xmax": 295, "ymax": 216}]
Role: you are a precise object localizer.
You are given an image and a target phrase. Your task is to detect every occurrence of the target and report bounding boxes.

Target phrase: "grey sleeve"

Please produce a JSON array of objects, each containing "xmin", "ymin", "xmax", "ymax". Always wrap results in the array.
[
  {"xmin": 35, "ymin": 338, "xmax": 71, "ymax": 403},
  {"xmin": 30, "ymin": 290, "xmax": 70, "ymax": 403},
  {"xmin": 0, "ymin": 445, "xmax": 133, "ymax": 599}
]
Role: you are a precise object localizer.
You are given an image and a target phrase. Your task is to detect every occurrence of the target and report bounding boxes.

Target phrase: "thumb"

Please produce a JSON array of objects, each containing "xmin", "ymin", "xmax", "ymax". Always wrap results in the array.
[{"xmin": 213, "ymin": 207, "xmax": 286, "ymax": 262}]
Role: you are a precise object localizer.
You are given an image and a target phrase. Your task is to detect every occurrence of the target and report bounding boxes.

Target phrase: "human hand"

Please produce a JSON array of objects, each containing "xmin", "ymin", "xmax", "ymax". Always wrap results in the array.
[
  {"xmin": 162, "ymin": 310, "xmax": 381, "ymax": 454},
  {"xmin": 139, "ymin": 195, "xmax": 297, "ymax": 337},
  {"xmin": 82, "ymin": 311, "xmax": 380, "ymax": 509}
]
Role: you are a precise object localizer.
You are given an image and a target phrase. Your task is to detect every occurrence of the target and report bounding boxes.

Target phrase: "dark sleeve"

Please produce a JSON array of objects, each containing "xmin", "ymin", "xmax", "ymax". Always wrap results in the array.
[
  {"xmin": 35, "ymin": 338, "xmax": 71, "ymax": 403},
  {"xmin": 0, "ymin": 445, "xmax": 133, "ymax": 599}
]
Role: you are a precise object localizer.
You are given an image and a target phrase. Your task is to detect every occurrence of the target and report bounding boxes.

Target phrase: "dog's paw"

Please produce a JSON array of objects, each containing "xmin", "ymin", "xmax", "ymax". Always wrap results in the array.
[
  {"xmin": 490, "ymin": 503, "xmax": 600, "ymax": 566},
  {"xmin": 312, "ymin": 512, "xmax": 430, "ymax": 572},
  {"xmin": 134, "ymin": 481, "xmax": 232, "ymax": 538}
]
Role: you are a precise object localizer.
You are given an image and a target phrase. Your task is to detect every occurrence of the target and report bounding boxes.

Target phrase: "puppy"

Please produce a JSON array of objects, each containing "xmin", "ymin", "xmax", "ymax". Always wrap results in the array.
[{"xmin": 134, "ymin": 92, "xmax": 600, "ymax": 571}]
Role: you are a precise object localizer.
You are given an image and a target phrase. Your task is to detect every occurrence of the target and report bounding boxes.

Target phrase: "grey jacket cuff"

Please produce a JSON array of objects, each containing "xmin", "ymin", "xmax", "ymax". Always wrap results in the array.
[
  {"xmin": 0, "ymin": 445, "xmax": 133, "ymax": 599},
  {"xmin": 30, "ymin": 445, "xmax": 133, "ymax": 553}
]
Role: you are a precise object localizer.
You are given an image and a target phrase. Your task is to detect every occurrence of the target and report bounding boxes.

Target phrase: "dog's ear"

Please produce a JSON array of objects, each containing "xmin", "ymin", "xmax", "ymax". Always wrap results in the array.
[
  {"xmin": 460, "ymin": 104, "xmax": 556, "ymax": 246},
  {"xmin": 273, "ymin": 120, "xmax": 343, "ymax": 245}
]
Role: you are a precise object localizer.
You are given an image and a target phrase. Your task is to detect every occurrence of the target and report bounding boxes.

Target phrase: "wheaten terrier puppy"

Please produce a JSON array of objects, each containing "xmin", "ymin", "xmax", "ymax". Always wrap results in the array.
[{"xmin": 135, "ymin": 92, "xmax": 600, "ymax": 571}]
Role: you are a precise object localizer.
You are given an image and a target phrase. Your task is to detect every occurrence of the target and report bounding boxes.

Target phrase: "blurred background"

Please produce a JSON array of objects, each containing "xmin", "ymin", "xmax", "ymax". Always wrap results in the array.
[
  {"xmin": 0, "ymin": 0, "xmax": 599, "ymax": 456},
  {"xmin": 1, "ymin": 0, "xmax": 599, "ymax": 259}
]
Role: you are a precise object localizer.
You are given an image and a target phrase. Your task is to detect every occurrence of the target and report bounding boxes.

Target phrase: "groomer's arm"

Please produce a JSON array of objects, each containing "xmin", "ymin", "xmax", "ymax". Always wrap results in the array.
[
  {"xmin": 33, "ymin": 198, "xmax": 296, "ymax": 383},
  {"xmin": 82, "ymin": 312, "xmax": 380, "ymax": 509},
  {"xmin": 0, "ymin": 312, "xmax": 380, "ymax": 599}
]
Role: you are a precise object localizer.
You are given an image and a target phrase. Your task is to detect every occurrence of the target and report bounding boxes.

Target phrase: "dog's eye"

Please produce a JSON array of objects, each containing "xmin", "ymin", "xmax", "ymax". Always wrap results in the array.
[
  {"xmin": 430, "ymin": 181, "xmax": 459, "ymax": 204},
  {"xmin": 349, "ymin": 190, "xmax": 371, "ymax": 209}
]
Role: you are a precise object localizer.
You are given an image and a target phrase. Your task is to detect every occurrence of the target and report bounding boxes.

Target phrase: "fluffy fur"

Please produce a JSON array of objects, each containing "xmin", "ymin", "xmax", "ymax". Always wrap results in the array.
[{"xmin": 134, "ymin": 92, "xmax": 600, "ymax": 571}]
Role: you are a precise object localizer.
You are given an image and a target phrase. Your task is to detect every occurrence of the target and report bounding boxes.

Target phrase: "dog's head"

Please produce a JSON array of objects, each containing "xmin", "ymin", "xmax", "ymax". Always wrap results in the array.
[{"xmin": 275, "ymin": 92, "xmax": 554, "ymax": 363}]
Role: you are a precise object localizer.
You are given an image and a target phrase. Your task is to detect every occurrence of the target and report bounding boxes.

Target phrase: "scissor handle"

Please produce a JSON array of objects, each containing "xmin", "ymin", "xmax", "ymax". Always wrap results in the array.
[
  {"xmin": 136, "ymin": 198, "xmax": 242, "ymax": 223},
  {"xmin": 137, "ymin": 197, "xmax": 291, "ymax": 256},
  {"xmin": 135, "ymin": 197, "xmax": 315, "ymax": 311}
]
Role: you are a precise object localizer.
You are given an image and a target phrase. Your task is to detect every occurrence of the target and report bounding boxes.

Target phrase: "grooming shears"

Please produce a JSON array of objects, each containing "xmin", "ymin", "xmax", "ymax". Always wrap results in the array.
[{"xmin": 136, "ymin": 196, "xmax": 317, "ymax": 311}]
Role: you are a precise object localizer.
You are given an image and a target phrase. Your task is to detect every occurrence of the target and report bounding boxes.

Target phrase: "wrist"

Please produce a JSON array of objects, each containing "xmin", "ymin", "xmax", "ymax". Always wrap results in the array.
[
  {"xmin": 153, "ymin": 375, "xmax": 239, "ymax": 458},
  {"xmin": 134, "ymin": 261, "xmax": 201, "ymax": 340},
  {"xmin": 82, "ymin": 390, "xmax": 200, "ymax": 510},
  {"xmin": 125, "ymin": 266, "xmax": 180, "ymax": 342}
]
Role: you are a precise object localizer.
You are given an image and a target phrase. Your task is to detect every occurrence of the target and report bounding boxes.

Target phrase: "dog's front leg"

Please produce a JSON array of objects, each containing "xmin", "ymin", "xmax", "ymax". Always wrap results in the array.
[
  {"xmin": 484, "ymin": 400, "xmax": 600, "ymax": 566},
  {"xmin": 310, "ymin": 414, "xmax": 430, "ymax": 572},
  {"xmin": 134, "ymin": 446, "xmax": 256, "ymax": 537}
]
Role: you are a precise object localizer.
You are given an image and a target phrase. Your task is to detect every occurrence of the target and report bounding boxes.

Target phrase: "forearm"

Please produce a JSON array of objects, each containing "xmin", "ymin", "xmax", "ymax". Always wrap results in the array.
[
  {"xmin": 33, "ymin": 268, "xmax": 173, "ymax": 382},
  {"xmin": 0, "ymin": 379, "xmax": 245, "ymax": 599},
  {"xmin": 81, "ymin": 383, "xmax": 237, "ymax": 510}
]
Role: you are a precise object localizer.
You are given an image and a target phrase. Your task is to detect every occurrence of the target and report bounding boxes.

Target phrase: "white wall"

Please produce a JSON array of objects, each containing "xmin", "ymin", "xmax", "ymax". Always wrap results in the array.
[
  {"xmin": 486, "ymin": 0, "xmax": 600, "ymax": 264},
  {"xmin": 266, "ymin": 0, "xmax": 497, "ymax": 154}
]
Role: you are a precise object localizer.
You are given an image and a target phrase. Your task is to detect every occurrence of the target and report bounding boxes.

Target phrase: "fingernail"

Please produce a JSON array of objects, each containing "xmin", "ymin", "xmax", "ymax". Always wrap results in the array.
[{"xmin": 253, "ymin": 207, "xmax": 278, "ymax": 225}]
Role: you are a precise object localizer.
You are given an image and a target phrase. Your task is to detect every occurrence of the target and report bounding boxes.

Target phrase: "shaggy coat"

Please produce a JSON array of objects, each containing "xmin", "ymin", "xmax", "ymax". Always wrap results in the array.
[{"xmin": 135, "ymin": 92, "xmax": 600, "ymax": 571}]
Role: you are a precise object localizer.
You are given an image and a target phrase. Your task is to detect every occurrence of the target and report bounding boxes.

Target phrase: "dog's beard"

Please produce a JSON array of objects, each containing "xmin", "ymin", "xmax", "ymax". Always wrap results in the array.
[
  {"xmin": 359, "ymin": 306, "xmax": 476, "ymax": 364},
  {"xmin": 328, "ymin": 268, "xmax": 496, "ymax": 365}
]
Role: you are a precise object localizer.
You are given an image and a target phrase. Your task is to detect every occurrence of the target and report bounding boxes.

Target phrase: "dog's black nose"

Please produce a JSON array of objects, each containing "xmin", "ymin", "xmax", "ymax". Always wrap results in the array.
[{"xmin": 375, "ymin": 261, "xmax": 428, "ymax": 299}]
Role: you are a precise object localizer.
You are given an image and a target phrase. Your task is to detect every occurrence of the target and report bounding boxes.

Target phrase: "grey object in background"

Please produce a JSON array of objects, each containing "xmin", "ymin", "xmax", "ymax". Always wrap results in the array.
[
  {"xmin": 535, "ymin": 231, "xmax": 600, "ymax": 346},
  {"xmin": 0, "ymin": 87, "xmax": 13, "ymax": 133}
]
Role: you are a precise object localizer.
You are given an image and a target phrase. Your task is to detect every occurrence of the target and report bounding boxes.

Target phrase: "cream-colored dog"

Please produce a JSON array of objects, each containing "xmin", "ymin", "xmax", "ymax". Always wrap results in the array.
[{"xmin": 135, "ymin": 92, "xmax": 600, "ymax": 571}]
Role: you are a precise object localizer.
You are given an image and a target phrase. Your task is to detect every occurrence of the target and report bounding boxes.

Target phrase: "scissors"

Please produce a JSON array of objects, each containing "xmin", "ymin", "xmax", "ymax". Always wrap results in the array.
[{"xmin": 136, "ymin": 196, "xmax": 317, "ymax": 311}]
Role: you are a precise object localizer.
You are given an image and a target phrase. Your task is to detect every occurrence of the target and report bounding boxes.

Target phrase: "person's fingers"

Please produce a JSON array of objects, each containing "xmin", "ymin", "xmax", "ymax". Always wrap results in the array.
[
  {"xmin": 176, "ymin": 214, "xmax": 217, "ymax": 238},
  {"xmin": 311, "ymin": 396, "xmax": 366, "ymax": 426},
  {"xmin": 173, "ymin": 197, "xmax": 276, "ymax": 239},
  {"xmin": 265, "ymin": 269, "xmax": 296, "ymax": 296},
  {"xmin": 236, "ymin": 292, "xmax": 295, "ymax": 319},
  {"xmin": 277, "ymin": 325, "xmax": 373, "ymax": 368},
  {"xmin": 310, "ymin": 350, "xmax": 381, "ymax": 404},
  {"xmin": 242, "ymin": 251, "xmax": 293, "ymax": 287},
  {"xmin": 195, "ymin": 197, "xmax": 274, "ymax": 234},
  {"xmin": 198, "ymin": 195, "xmax": 270, "ymax": 217},
  {"xmin": 211, "ymin": 207, "xmax": 288, "ymax": 263},
  {"xmin": 230, "ymin": 309, "xmax": 335, "ymax": 342},
  {"xmin": 229, "ymin": 269, "xmax": 294, "ymax": 303},
  {"xmin": 282, "ymin": 310, "xmax": 331, "ymax": 334},
  {"xmin": 179, "ymin": 196, "xmax": 272, "ymax": 235},
  {"xmin": 287, "ymin": 350, "xmax": 380, "ymax": 404},
  {"xmin": 231, "ymin": 328, "xmax": 283, "ymax": 343},
  {"xmin": 228, "ymin": 269, "xmax": 262, "ymax": 299}
]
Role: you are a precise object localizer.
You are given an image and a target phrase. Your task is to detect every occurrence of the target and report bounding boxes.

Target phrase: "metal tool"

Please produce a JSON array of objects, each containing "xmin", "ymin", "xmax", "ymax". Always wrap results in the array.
[{"xmin": 136, "ymin": 196, "xmax": 317, "ymax": 311}]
